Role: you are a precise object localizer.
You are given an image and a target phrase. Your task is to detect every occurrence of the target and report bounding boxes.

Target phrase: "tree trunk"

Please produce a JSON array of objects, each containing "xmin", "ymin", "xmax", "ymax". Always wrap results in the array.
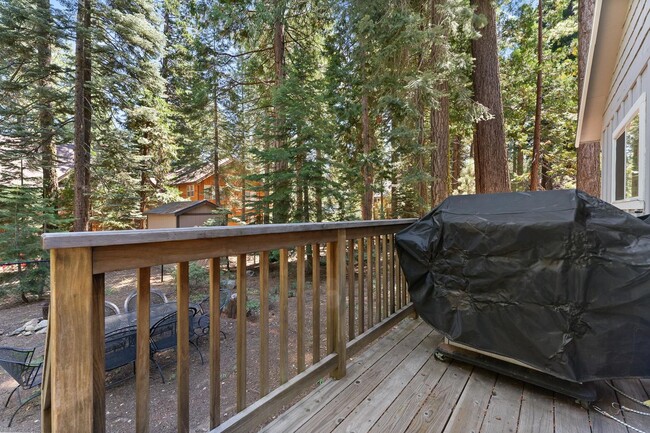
[
  {"xmin": 577, "ymin": 0, "xmax": 599, "ymax": 196},
  {"xmin": 530, "ymin": 0, "xmax": 543, "ymax": 191},
  {"xmin": 430, "ymin": 0, "xmax": 450, "ymax": 207},
  {"xmin": 73, "ymin": 0, "xmax": 92, "ymax": 232},
  {"xmin": 451, "ymin": 135, "xmax": 461, "ymax": 192},
  {"xmin": 37, "ymin": 0, "xmax": 58, "ymax": 206},
  {"xmin": 315, "ymin": 148, "xmax": 323, "ymax": 222},
  {"xmin": 577, "ymin": 141, "xmax": 600, "ymax": 196},
  {"xmin": 361, "ymin": 92, "xmax": 373, "ymax": 220},
  {"xmin": 471, "ymin": 0, "xmax": 510, "ymax": 193},
  {"xmin": 415, "ymin": 89, "xmax": 427, "ymax": 212},
  {"xmin": 578, "ymin": 0, "xmax": 595, "ymax": 107},
  {"xmin": 272, "ymin": 5, "xmax": 290, "ymax": 223},
  {"xmin": 213, "ymin": 88, "xmax": 221, "ymax": 207}
]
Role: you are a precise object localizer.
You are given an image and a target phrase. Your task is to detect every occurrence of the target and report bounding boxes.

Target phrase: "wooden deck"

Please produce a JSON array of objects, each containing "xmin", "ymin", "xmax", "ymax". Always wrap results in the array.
[{"xmin": 263, "ymin": 318, "xmax": 650, "ymax": 433}]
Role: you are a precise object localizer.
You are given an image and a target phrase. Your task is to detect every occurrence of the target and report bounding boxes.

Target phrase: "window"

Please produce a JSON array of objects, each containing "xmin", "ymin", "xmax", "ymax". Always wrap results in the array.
[
  {"xmin": 615, "ymin": 114, "xmax": 640, "ymax": 200},
  {"xmin": 186, "ymin": 184, "xmax": 195, "ymax": 198},
  {"xmin": 612, "ymin": 93, "xmax": 646, "ymax": 206},
  {"xmin": 204, "ymin": 185, "xmax": 214, "ymax": 200}
]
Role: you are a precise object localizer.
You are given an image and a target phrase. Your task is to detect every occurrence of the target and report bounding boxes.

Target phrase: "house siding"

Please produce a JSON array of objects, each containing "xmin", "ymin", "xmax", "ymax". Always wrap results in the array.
[{"xmin": 600, "ymin": 0, "xmax": 650, "ymax": 212}]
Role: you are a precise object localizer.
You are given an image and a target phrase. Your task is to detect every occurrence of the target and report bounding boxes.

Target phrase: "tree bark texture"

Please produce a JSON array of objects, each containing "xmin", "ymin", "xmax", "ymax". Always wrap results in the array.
[
  {"xmin": 430, "ymin": 0, "xmax": 450, "ymax": 207},
  {"xmin": 451, "ymin": 135, "xmax": 462, "ymax": 192},
  {"xmin": 471, "ymin": 0, "xmax": 511, "ymax": 194},
  {"xmin": 73, "ymin": 0, "xmax": 92, "ymax": 232},
  {"xmin": 577, "ymin": 0, "xmax": 599, "ymax": 196},
  {"xmin": 577, "ymin": 141, "xmax": 601, "ymax": 196},
  {"xmin": 272, "ymin": 5, "xmax": 290, "ymax": 223},
  {"xmin": 530, "ymin": 0, "xmax": 543, "ymax": 191},
  {"xmin": 361, "ymin": 92, "xmax": 373, "ymax": 220},
  {"xmin": 213, "ymin": 88, "xmax": 221, "ymax": 207},
  {"xmin": 37, "ymin": 0, "xmax": 58, "ymax": 205},
  {"xmin": 414, "ymin": 88, "xmax": 428, "ymax": 213},
  {"xmin": 578, "ymin": 0, "xmax": 594, "ymax": 107}
]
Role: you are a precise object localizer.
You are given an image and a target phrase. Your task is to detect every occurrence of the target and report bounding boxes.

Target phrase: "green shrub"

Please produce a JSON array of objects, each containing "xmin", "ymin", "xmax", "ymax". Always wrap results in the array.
[{"xmin": 172, "ymin": 262, "xmax": 209, "ymax": 290}]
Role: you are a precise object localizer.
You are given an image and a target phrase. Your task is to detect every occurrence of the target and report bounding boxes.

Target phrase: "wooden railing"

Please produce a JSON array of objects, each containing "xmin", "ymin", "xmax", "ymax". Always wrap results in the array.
[{"xmin": 40, "ymin": 219, "xmax": 417, "ymax": 433}]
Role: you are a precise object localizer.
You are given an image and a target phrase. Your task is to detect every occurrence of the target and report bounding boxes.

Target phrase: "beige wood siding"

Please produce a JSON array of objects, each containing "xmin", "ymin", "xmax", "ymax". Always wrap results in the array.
[{"xmin": 147, "ymin": 215, "xmax": 177, "ymax": 229}]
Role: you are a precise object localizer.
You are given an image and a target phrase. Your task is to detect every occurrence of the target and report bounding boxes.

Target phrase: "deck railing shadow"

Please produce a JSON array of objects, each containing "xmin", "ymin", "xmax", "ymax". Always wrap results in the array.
[{"xmin": 40, "ymin": 219, "xmax": 416, "ymax": 433}]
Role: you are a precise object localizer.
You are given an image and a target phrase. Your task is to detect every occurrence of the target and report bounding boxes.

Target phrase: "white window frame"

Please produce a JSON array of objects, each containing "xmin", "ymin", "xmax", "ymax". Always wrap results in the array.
[
  {"xmin": 611, "ymin": 92, "xmax": 646, "ymax": 213},
  {"xmin": 186, "ymin": 184, "xmax": 195, "ymax": 198}
]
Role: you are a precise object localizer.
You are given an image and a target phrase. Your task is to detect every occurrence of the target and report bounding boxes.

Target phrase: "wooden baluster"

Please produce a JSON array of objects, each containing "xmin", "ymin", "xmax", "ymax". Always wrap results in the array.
[
  {"xmin": 92, "ymin": 273, "xmax": 106, "ymax": 433},
  {"xmin": 279, "ymin": 249, "xmax": 289, "ymax": 384},
  {"xmin": 209, "ymin": 257, "xmax": 221, "ymax": 428},
  {"xmin": 50, "ymin": 247, "xmax": 94, "ymax": 432},
  {"xmin": 236, "ymin": 254, "xmax": 247, "ymax": 411},
  {"xmin": 335, "ymin": 230, "xmax": 347, "ymax": 378},
  {"xmin": 326, "ymin": 241, "xmax": 335, "ymax": 355},
  {"xmin": 176, "ymin": 262, "xmax": 190, "ymax": 433},
  {"xmin": 259, "ymin": 251, "xmax": 270, "ymax": 396},
  {"xmin": 388, "ymin": 235, "xmax": 394, "ymax": 314},
  {"xmin": 296, "ymin": 246, "xmax": 306, "ymax": 373},
  {"xmin": 366, "ymin": 236, "xmax": 373, "ymax": 328},
  {"xmin": 41, "ymin": 313, "xmax": 52, "ymax": 433},
  {"xmin": 374, "ymin": 236, "xmax": 381, "ymax": 322},
  {"xmin": 312, "ymin": 244, "xmax": 321, "ymax": 364},
  {"xmin": 347, "ymin": 239, "xmax": 355, "ymax": 341},
  {"xmin": 357, "ymin": 238, "xmax": 364, "ymax": 334},
  {"xmin": 135, "ymin": 268, "xmax": 150, "ymax": 433},
  {"xmin": 395, "ymin": 238, "xmax": 402, "ymax": 310},
  {"xmin": 381, "ymin": 235, "xmax": 390, "ymax": 318}
]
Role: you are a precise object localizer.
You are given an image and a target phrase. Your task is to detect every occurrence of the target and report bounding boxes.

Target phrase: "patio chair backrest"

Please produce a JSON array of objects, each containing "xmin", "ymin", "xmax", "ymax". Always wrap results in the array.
[
  {"xmin": 150, "ymin": 309, "xmax": 197, "ymax": 354},
  {"xmin": 105, "ymin": 301, "xmax": 121, "ymax": 317},
  {"xmin": 124, "ymin": 288, "xmax": 168, "ymax": 313},
  {"xmin": 105, "ymin": 326, "xmax": 137, "ymax": 371},
  {"xmin": 0, "ymin": 347, "xmax": 42, "ymax": 390},
  {"xmin": 197, "ymin": 289, "xmax": 232, "ymax": 315}
]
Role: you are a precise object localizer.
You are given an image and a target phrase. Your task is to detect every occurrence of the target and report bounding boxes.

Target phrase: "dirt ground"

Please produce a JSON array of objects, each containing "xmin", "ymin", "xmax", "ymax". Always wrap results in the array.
[{"xmin": 0, "ymin": 257, "xmax": 334, "ymax": 432}]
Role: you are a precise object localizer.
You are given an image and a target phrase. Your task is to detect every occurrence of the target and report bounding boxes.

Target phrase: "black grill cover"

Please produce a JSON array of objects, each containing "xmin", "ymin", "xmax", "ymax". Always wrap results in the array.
[{"xmin": 395, "ymin": 189, "xmax": 650, "ymax": 382}]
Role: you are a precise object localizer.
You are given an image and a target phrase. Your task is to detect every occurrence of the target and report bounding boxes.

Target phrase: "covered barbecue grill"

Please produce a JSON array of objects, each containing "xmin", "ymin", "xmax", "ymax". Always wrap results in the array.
[{"xmin": 395, "ymin": 189, "xmax": 650, "ymax": 384}]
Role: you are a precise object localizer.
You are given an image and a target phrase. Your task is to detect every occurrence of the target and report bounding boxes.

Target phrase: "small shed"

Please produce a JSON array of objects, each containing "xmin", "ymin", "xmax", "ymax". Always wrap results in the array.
[{"xmin": 144, "ymin": 200, "xmax": 221, "ymax": 229}]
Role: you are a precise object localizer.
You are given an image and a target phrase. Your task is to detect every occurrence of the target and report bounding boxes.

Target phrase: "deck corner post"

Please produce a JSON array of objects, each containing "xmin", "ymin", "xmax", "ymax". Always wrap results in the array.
[{"xmin": 49, "ymin": 247, "xmax": 95, "ymax": 432}]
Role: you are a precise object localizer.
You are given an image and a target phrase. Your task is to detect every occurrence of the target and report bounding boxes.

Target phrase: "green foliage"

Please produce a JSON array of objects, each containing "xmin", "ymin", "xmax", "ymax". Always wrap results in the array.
[{"xmin": 171, "ymin": 262, "xmax": 209, "ymax": 290}]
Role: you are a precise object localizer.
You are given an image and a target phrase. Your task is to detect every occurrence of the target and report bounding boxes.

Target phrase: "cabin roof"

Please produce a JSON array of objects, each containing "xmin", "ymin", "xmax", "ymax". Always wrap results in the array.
[
  {"xmin": 170, "ymin": 158, "xmax": 233, "ymax": 185},
  {"xmin": 143, "ymin": 200, "xmax": 218, "ymax": 216},
  {"xmin": 576, "ymin": 0, "xmax": 630, "ymax": 146}
]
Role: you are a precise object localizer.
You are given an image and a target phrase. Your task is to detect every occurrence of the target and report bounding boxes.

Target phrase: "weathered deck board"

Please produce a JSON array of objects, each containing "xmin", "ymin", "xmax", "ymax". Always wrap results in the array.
[
  {"xmin": 517, "ymin": 384, "xmax": 554, "ymax": 433},
  {"xmin": 479, "ymin": 375, "xmax": 523, "ymax": 433},
  {"xmin": 297, "ymin": 323, "xmax": 432, "ymax": 433},
  {"xmin": 262, "ymin": 318, "xmax": 649, "ymax": 433}
]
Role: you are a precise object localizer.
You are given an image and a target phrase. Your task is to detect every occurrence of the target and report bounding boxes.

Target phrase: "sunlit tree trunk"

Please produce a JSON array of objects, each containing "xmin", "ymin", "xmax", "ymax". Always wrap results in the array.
[
  {"xmin": 470, "ymin": 0, "xmax": 510, "ymax": 193},
  {"xmin": 530, "ymin": 0, "xmax": 543, "ymax": 191}
]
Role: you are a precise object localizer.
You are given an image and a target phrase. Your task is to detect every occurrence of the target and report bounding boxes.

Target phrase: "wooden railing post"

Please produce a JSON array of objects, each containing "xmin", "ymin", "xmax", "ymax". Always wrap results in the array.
[
  {"xmin": 327, "ymin": 230, "xmax": 347, "ymax": 379},
  {"xmin": 49, "ymin": 247, "xmax": 95, "ymax": 432}
]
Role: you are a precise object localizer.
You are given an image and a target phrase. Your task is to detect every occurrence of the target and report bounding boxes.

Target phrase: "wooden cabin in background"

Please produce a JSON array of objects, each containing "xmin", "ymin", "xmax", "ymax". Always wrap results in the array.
[{"xmin": 170, "ymin": 159, "xmax": 264, "ymax": 225}]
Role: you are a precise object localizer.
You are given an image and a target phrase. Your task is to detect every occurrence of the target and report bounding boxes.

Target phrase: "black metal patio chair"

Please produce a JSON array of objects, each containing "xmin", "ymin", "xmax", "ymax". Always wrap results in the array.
[
  {"xmin": 0, "ymin": 346, "xmax": 43, "ymax": 427},
  {"xmin": 192, "ymin": 288, "xmax": 231, "ymax": 342},
  {"xmin": 105, "ymin": 325, "xmax": 137, "ymax": 372},
  {"xmin": 149, "ymin": 309, "xmax": 203, "ymax": 383},
  {"xmin": 124, "ymin": 288, "xmax": 168, "ymax": 313}
]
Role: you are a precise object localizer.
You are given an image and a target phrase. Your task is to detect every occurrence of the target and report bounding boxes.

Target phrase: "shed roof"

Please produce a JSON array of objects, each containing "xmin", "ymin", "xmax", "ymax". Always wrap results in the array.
[{"xmin": 144, "ymin": 200, "xmax": 218, "ymax": 216}]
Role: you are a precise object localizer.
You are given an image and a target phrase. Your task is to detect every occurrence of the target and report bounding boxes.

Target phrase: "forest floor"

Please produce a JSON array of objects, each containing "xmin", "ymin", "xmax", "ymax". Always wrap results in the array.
[{"xmin": 0, "ymin": 257, "xmax": 331, "ymax": 432}]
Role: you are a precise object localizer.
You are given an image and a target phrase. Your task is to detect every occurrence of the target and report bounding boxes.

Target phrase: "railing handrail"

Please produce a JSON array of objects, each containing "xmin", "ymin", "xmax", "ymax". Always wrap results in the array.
[{"xmin": 42, "ymin": 219, "xmax": 417, "ymax": 250}]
